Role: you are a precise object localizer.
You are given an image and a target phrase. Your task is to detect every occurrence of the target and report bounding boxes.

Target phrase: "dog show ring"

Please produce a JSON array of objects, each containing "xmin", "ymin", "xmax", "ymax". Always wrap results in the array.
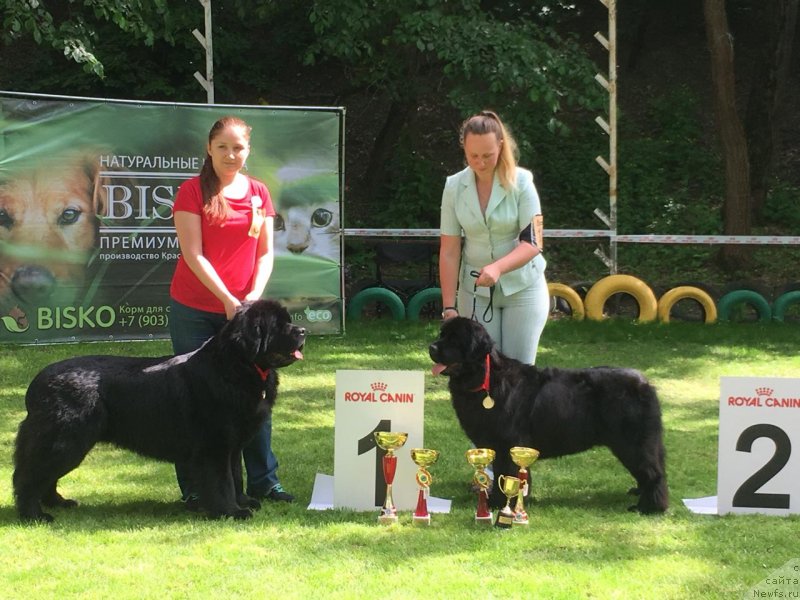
[
  {"xmin": 547, "ymin": 282, "xmax": 585, "ymax": 320},
  {"xmin": 584, "ymin": 275, "xmax": 658, "ymax": 322},
  {"xmin": 717, "ymin": 289, "xmax": 772, "ymax": 322},
  {"xmin": 656, "ymin": 285, "xmax": 717, "ymax": 323}
]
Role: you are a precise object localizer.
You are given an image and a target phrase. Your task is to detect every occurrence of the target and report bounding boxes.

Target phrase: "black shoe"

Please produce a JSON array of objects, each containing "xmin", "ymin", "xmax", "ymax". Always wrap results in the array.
[{"xmin": 264, "ymin": 484, "xmax": 295, "ymax": 503}]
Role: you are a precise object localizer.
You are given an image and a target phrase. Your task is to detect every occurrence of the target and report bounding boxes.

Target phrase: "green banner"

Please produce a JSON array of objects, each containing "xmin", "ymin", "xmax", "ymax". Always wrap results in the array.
[{"xmin": 0, "ymin": 92, "xmax": 344, "ymax": 343}]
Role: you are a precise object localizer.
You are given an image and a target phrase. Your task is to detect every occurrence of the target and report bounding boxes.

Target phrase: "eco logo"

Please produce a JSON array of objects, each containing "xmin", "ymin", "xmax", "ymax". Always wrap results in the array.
[
  {"xmin": 304, "ymin": 306, "xmax": 332, "ymax": 322},
  {"xmin": 1, "ymin": 306, "xmax": 29, "ymax": 333}
]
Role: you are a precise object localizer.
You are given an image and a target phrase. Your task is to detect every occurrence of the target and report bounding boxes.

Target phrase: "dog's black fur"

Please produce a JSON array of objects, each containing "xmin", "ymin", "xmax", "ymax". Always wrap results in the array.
[
  {"xmin": 429, "ymin": 317, "xmax": 668, "ymax": 514},
  {"xmin": 13, "ymin": 299, "xmax": 305, "ymax": 522}
]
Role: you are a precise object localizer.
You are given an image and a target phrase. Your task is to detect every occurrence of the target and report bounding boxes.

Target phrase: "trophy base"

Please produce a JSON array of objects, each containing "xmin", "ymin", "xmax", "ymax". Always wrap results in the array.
[
  {"xmin": 412, "ymin": 514, "xmax": 431, "ymax": 526},
  {"xmin": 474, "ymin": 513, "xmax": 493, "ymax": 526},
  {"xmin": 494, "ymin": 508, "xmax": 515, "ymax": 529},
  {"xmin": 512, "ymin": 519, "xmax": 530, "ymax": 527},
  {"xmin": 378, "ymin": 513, "xmax": 399, "ymax": 525}
]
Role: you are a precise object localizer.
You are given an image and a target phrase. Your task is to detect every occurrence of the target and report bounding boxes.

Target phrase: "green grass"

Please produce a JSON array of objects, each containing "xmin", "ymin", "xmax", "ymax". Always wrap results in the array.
[{"xmin": 1, "ymin": 318, "xmax": 799, "ymax": 599}]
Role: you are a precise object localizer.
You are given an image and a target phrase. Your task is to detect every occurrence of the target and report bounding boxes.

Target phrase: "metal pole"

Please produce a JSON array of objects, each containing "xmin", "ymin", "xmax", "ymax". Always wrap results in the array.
[
  {"xmin": 192, "ymin": 0, "xmax": 214, "ymax": 104},
  {"xmin": 608, "ymin": 0, "xmax": 618, "ymax": 274},
  {"xmin": 593, "ymin": 0, "xmax": 617, "ymax": 274}
]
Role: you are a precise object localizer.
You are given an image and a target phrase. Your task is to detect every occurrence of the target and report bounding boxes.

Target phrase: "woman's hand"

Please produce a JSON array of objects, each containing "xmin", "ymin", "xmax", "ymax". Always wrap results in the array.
[
  {"xmin": 475, "ymin": 263, "xmax": 501, "ymax": 287},
  {"xmin": 223, "ymin": 296, "xmax": 242, "ymax": 320}
]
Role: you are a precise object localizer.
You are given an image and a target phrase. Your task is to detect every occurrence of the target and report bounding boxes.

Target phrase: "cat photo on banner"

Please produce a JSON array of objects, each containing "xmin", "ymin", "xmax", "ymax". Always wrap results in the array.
[{"xmin": 273, "ymin": 166, "xmax": 340, "ymax": 263}]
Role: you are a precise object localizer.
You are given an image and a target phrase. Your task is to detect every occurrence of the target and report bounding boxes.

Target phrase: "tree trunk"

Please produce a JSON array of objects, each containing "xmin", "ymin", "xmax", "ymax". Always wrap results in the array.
[
  {"xmin": 360, "ymin": 98, "xmax": 415, "ymax": 216},
  {"xmin": 703, "ymin": 0, "xmax": 751, "ymax": 269},
  {"xmin": 744, "ymin": 0, "xmax": 799, "ymax": 223}
]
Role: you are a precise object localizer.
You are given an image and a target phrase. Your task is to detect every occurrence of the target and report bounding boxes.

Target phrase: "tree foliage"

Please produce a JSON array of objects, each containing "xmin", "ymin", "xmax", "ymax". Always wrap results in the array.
[
  {"xmin": 2, "ymin": 0, "xmax": 799, "ymax": 279},
  {"xmin": 2, "ymin": 0, "xmax": 174, "ymax": 77},
  {"xmin": 304, "ymin": 0, "xmax": 602, "ymax": 130}
]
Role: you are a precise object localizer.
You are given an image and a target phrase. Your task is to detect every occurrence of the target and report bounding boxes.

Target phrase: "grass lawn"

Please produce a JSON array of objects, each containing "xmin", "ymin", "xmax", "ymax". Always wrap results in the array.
[{"xmin": 1, "ymin": 317, "xmax": 799, "ymax": 599}]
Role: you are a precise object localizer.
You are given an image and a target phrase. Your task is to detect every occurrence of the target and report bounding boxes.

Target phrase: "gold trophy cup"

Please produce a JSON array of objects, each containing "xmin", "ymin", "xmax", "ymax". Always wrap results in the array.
[
  {"xmin": 509, "ymin": 446, "xmax": 540, "ymax": 527},
  {"xmin": 495, "ymin": 474, "xmax": 522, "ymax": 529},
  {"xmin": 374, "ymin": 431, "xmax": 408, "ymax": 525},
  {"xmin": 465, "ymin": 448, "xmax": 496, "ymax": 525},
  {"xmin": 410, "ymin": 448, "xmax": 439, "ymax": 526}
]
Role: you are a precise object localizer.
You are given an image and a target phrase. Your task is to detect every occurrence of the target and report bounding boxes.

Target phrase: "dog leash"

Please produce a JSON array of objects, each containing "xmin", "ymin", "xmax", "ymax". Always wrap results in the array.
[{"xmin": 469, "ymin": 270, "xmax": 495, "ymax": 323}]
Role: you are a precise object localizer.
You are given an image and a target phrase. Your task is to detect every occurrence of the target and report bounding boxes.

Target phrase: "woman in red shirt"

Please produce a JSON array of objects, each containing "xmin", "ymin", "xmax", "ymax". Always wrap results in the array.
[{"xmin": 170, "ymin": 116, "xmax": 293, "ymax": 507}]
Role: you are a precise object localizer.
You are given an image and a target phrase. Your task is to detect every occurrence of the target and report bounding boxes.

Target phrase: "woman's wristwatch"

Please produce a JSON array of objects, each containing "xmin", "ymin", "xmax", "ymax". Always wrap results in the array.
[{"xmin": 441, "ymin": 306, "xmax": 458, "ymax": 318}]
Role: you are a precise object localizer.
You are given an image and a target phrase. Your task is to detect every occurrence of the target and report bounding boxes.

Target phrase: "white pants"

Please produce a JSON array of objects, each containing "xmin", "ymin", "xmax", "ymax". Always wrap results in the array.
[{"xmin": 457, "ymin": 270, "xmax": 549, "ymax": 365}]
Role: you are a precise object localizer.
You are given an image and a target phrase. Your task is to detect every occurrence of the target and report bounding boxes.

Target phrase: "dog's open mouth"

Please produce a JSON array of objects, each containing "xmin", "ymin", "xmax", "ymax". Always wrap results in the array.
[
  {"xmin": 286, "ymin": 344, "xmax": 305, "ymax": 362},
  {"xmin": 431, "ymin": 362, "xmax": 451, "ymax": 376},
  {"xmin": 264, "ymin": 343, "xmax": 304, "ymax": 367}
]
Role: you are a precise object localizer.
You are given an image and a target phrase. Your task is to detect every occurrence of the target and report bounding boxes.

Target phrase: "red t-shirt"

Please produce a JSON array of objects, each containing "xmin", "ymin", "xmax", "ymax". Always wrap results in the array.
[{"xmin": 169, "ymin": 176, "xmax": 275, "ymax": 313}]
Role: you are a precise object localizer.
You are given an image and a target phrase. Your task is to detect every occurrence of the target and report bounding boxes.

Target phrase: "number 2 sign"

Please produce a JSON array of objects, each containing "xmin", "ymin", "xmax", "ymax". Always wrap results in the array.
[
  {"xmin": 717, "ymin": 377, "xmax": 800, "ymax": 515},
  {"xmin": 333, "ymin": 370, "xmax": 425, "ymax": 511}
]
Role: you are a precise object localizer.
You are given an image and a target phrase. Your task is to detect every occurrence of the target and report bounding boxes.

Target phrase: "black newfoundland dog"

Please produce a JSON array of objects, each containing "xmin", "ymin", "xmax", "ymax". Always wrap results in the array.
[
  {"xmin": 429, "ymin": 317, "xmax": 668, "ymax": 514},
  {"xmin": 13, "ymin": 299, "xmax": 305, "ymax": 522}
]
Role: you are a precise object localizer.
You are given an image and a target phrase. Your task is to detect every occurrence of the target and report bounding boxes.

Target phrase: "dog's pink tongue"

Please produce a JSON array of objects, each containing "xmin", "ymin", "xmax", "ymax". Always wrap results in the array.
[
  {"xmin": 431, "ymin": 363, "xmax": 446, "ymax": 376},
  {"xmin": 293, "ymin": 350, "xmax": 304, "ymax": 360}
]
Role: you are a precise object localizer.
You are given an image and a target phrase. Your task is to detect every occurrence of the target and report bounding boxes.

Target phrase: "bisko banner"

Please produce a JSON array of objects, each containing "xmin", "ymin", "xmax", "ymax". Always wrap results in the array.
[{"xmin": 0, "ymin": 92, "xmax": 344, "ymax": 343}]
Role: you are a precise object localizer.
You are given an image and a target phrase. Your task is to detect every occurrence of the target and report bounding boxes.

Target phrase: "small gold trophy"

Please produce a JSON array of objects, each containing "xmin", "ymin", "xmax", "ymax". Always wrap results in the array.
[
  {"xmin": 495, "ymin": 474, "xmax": 522, "ymax": 529},
  {"xmin": 509, "ymin": 447, "xmax": 540, "ymax": 527},
  {"xmin": 374, "ymin": 431, "xmax": 408, "ymax": 525},
  {"xmin": 410, "ymin": 448, "xmax": 439, "ymax": 526},
  {"xmin": 465, "ymin": 448, "xmax": 496, "ymax": 525}
]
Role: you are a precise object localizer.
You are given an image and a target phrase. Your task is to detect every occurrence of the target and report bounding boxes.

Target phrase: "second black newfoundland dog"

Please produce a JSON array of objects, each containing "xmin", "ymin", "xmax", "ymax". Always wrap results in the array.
[
  {"xmin": 429, "ymin": 317, "xmax": 668, "ymax": 514},
  {"xmin": 13, "ymin": 299, "xmax": 305, "ymax": 522}
]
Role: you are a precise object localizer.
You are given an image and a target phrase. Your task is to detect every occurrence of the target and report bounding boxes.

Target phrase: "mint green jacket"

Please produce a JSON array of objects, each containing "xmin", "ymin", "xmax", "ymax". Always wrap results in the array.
[{"xmin": 440, "ymin": 166, "xmax": 547, "ymax": 297}]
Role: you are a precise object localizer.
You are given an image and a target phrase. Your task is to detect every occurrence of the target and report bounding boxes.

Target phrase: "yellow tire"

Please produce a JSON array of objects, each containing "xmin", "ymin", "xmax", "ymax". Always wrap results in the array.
[
  {"xmin": 657, "ymin": 286, "xmax": 717, "ymax": 323},
  {"xmin": 547, "ymin": 283, "xmax": 585, "ymax": 320},
  {"xmin": 584, "ymin": 275, "xmax": 658, "ymax": 322}
]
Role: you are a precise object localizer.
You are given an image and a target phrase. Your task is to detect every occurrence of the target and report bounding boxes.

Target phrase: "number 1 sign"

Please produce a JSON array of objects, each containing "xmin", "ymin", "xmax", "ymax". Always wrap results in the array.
[
  {"xmin": 333, "ymin": 370, "xmax": 425, "ymax": 511},
  {"xmin": 717, "ymin": 377, "xmax": 800, "ymax": 515}
]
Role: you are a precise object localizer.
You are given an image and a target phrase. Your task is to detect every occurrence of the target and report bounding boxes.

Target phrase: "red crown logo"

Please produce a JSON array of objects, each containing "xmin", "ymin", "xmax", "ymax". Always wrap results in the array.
[
  {"xmin": 371, "ymin": 381, "xmax": 387, "ymax": 391},
  {"xmin": 756, "ymin": 387, "xmax": 773, "ymax": 397}
]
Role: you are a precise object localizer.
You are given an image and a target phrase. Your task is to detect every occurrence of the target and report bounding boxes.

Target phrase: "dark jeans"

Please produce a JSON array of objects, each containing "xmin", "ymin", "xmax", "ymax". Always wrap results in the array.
[{"xmin": 169, "ymin": 299, "xmax": 281, "ymax": 500}]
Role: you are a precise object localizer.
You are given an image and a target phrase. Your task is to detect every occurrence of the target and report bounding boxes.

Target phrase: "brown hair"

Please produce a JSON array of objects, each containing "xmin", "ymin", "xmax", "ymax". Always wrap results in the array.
[
  {"xmin": 199, "ymin": 116, "xmax": 252, "ymax": 224},
  {"xmin": 459, "ymin": 110, "xmax": 519, "ymax": 190}
]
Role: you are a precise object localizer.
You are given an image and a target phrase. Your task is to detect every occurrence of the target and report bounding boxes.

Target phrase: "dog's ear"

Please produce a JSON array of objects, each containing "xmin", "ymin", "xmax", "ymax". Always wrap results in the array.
[
  {"xmin": 468, "ymin": 320, "xmax": 495, "ymax": 360},
  {"xmin": 77, "ymin": 151, "xmax": 107, "ymax": 217},
  {"xmin": 219, "ymin": 303, "xmax": 261, "ymax": 362}
]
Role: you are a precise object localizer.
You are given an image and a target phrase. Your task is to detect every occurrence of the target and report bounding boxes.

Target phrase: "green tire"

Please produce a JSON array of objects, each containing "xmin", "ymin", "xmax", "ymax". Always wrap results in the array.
[
  {"xmin": 772, "ymin": 290, "xmax": 800, "ymax": 322},
  {"xmin": 406, "ymin": 287, "xmax": 442, "ymax": 321},
  {"xmin": 717, "ymin": 290, "xmax": 772, "ymax": 322},
  {"xmin": 347, "ymin": 287, "xmax": 406, "ymax": 321}
]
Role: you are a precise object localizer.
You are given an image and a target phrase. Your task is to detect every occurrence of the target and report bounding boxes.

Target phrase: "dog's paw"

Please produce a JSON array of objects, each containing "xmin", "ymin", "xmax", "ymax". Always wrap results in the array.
[
  {"xmin": 627, "ymin": 486, "xmax": 641, "ymax": 496},
  {"xmin": 629, "ymin": 503, "xmax": 667, "ymax": 515},
  {"xmin": 20, "ymin": 512, "xmax": 55, "ymax": 524},
  {"xmin": 205, "ymin": 507, "xmax": 254, "ymax": 520},
  {"xmin": 237, "ymin": 494, "xmax": 261, "ymax": 511},
  {"xmin": 42, "ymin": 495, "xmax": 78, "ymax": 509},
  {"xmin": 231, "ymin": 508, "xmax": 255, "ymax": 520}
]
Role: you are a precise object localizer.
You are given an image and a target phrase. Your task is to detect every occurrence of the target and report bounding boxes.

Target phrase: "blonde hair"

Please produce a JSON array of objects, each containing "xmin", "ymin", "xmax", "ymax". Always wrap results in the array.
[
  {"xmin": 459, "ymin": 110, "xmax": 518, "ymax": 190},
  {"xmin": 199, "ymin": 116, "xmax": 252, "ymax": 225}
]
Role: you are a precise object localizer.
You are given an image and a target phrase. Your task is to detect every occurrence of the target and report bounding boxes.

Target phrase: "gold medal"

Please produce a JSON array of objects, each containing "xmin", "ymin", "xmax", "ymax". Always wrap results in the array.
[
  {"xmin": 248, "ymin": 196, "xmax": 264, "ymax": 238},
  {"xmin": 482, "ymin": 396, "xmax": 495, "ymax": 410}
]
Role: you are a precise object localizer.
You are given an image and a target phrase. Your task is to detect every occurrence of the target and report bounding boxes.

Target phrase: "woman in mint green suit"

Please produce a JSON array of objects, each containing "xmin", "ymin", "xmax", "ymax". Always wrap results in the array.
[{"xmin": 439, "ymin": 110, "xmax": 548, "ymax": 364}]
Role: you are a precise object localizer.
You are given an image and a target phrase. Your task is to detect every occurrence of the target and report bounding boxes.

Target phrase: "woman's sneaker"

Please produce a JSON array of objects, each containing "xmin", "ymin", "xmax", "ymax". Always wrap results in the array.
[{"xmin": 264, "ymin": 484, "xmax": 295, "ymax": 503}]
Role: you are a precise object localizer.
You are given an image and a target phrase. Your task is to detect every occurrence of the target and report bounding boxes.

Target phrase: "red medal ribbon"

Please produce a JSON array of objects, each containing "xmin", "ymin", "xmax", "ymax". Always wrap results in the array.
[
  {"xmin": 470, "ymin": 354, "xmax": 491, "ymax": 394},
  {"xmin": 254, "ymin": 365, "xmax": 270, "ymax": 381}
]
